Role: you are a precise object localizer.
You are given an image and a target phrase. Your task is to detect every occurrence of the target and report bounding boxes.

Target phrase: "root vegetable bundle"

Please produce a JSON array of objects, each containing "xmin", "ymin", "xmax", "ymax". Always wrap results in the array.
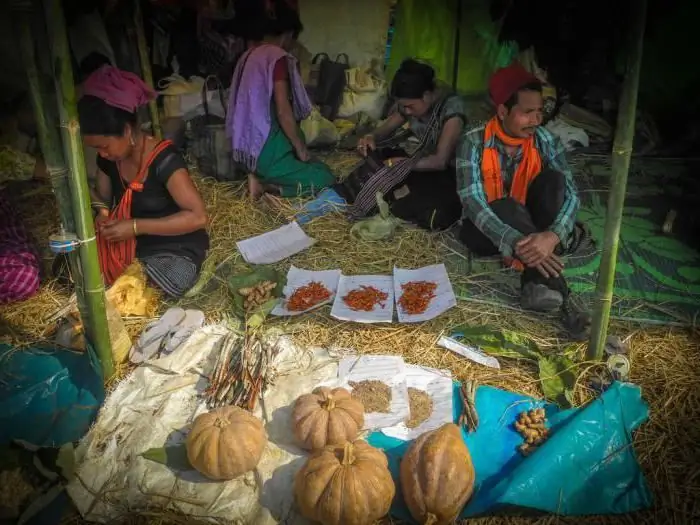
[
  {"xmin": 286, "ymin": 281, "xmax": 332, "ymax": 312},
  {"xmin": 204, "ymin": 333, "xmax": 275, "ymax": 410},
  {"xmin": 398, "ymin": 281, "xmax": 437, "ymax": 315},
  {"xmin": 342, "ymin": 285, "xmax": 389, "ymax": 311},
  {"xmin": 515, "ymin": 408, "xmax": 549, "ymax": 456},
  {"xmin": 238, "ymin": 280, "xmax": 276, "ymax": 311}
]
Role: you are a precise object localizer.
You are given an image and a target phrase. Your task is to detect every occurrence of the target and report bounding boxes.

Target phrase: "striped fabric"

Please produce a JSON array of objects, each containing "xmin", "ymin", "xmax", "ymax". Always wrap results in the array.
[
  {"xmin": 97, "ymin": 140, "xmax": 173, "ymax": 285},
  {"xmin": 142, "ymin": 253, "xmax": 198, "ymax": 298},
  {"xmin": 348, "ymin": 98, "xmax": 447, "ymax": 219}
]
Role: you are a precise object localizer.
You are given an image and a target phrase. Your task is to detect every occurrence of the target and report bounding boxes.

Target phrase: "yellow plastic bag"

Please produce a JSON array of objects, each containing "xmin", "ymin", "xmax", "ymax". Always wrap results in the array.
[
  {"xmin": 300, "ymin": 107, "xmax": 339, "ymax": 147},
  {"xmin": 338, "ymin": 67, "xmax": 387, "ymax": 120}
]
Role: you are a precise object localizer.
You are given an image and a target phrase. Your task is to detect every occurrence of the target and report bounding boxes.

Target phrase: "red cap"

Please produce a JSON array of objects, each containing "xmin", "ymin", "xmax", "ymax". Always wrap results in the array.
[{"xmin": 488, "ymin": 63, "xmax": 541, "ymax": 106}]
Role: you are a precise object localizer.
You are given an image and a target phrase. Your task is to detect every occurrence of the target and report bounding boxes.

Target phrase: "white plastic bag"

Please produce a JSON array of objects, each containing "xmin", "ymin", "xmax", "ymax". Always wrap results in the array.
[{"xmin": 337, "ymin": 67, "xmax": 387, "ymax": 120}]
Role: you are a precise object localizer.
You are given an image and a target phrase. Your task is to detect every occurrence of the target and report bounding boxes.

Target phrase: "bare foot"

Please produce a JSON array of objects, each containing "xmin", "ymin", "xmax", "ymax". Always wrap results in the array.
[{"xmin": 247, "ymin": 174, "xmax": 264, "ymax": 200}]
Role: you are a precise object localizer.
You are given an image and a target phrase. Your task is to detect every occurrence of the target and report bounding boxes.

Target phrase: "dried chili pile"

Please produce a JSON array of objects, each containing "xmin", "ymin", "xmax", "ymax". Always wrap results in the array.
[
  {"xmin": 398, "ymin": 281, "xmax": 437, "ymax": 314},
  {"xmin": 287, "ymin": 281, "xmax": 332, "ymax": 311},
  {"xmin": 342, "ymin": 285, "xmax": 389, "ymax": 311}
]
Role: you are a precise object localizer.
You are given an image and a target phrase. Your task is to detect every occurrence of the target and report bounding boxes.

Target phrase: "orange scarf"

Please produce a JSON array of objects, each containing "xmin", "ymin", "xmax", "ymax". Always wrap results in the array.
[
  {"xmin": 481, "ymin": 117, "xmax": 542, "ymax": 205},
  {"xmin": 97, "ymin": 140, "xmax": 173, "ymax": 285}
]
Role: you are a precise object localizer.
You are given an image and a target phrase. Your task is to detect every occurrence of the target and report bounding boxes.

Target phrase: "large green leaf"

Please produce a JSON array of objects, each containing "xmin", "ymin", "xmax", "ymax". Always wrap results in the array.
[
  {"xmin": 140, "ymin": 445, "xmax": 192, "ymax": 471},
  {"xmin": 454, "ymin": 326, "xmax": 541, "ymax": 362},
  {"xmin": 227, "ymin": 267, "xmax": 284, "ymax": 319},
  {"xmin": 538, "ymin": 356, "xmax": 577, "ymax": 408},
  {"xmin": 678, "ymin": 266, "xmax": 700, "ymax": 282},
  {"xmin": 454, "ymin": 326, "xmax": 580, "ymax": 407}
]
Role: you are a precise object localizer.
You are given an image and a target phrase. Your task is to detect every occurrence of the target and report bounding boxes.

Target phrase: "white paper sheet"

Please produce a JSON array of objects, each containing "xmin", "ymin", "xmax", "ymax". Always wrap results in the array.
[
  {"xmin": 236, "ymin": 222, "xmax": 316, "ymax": 264},
  {"xmin": 271, "ymin": 266, "xmax": 342, "ymax": 316},
  {"xmin": 333, "ymin": 355, "xmax": 409, "ymax": 430},
  {"xmin": 393, "ymin": 264, "xmax": 457, "ymax": 323},
  {"xmin": 330, "ymin": 274, "xmax": 395, "ymax": 324},
  {"xmin": 438, "ymin": 335, "xmax": 501, "ymax": 369},
  {"xmin": 381, "ymin": 365, "xmax": 454, "ymax": 441}
]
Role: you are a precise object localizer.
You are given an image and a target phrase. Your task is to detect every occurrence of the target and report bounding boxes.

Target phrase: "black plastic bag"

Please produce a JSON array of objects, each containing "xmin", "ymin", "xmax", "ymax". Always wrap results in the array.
[{"xmin": 314, "ymin": 53, "xmax": 349, "ymax": 121}]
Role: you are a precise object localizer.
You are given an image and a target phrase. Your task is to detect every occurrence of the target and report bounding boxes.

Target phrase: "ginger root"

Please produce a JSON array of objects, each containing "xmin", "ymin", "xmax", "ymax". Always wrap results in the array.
[
  {"xmin": 239, "ymin": 280, "xmax": 277, "ymax": 311},
  {"xmin": 515, "ymin": 408, "xmax": 550, "ymax": 456}
]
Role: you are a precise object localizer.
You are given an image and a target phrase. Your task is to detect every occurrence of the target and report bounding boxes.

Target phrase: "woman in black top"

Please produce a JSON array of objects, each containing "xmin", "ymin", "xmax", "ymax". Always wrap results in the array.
[{"xmin": 78, "ymin": 66, "xmax": 209, "ymax": 297}]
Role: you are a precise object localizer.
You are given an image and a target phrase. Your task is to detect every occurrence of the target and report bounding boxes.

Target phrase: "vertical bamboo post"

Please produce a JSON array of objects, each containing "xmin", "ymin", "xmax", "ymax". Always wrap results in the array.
[
  {"xmin": 587, "ymin": 0, "xmax": 648, "ymax": 361},
  {"xmin": 43, "ymin": 0, "xmax": 114, "ymax": 378},
  {"xmin": 14, "ymin": 3, "xmax": 89, "ymax": 318},
  {"xmin": 133, "ymin": 0, "xmax": 162, "ymax": 140}
]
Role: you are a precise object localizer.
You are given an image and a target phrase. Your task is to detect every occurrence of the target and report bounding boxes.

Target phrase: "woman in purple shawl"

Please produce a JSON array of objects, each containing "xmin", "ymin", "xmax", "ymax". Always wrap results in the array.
[{"xmin": 226, "ymin": 5, "xmax": 334, "ymax": 199}]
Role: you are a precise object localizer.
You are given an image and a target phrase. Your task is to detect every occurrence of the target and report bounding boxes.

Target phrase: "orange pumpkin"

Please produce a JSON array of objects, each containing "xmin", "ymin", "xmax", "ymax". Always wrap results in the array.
[
  {"xmin": 292, "ymin": 386, "xmax": 364, "ymax": 450},
  {"xmin": 186, "ymin": 406, "xmax": 267, "ymax": 480},
  {"xmin": 294, "ymin": 440, "xmax": 395, "ymax": 525},
  {"xmin": 400, "ymin": 423, "xmax": 475, "ymax": 524}
]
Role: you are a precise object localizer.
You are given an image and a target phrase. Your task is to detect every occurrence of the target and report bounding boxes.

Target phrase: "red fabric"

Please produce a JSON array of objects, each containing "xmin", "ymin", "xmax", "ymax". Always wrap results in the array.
[
  {"xmin": 273, "ymin": 58, "xmax": 288, "ymax": 82},
  {"xmin": 97, "ymin": 140, "xmax": 173, "ymax": 286},
  {"xmin": 488, "ymin": 63, "xmax": 541, "ymax": 107},
  {"xmin": 0, "ymin": 191, "xmax": 40, "ymax": 304}
]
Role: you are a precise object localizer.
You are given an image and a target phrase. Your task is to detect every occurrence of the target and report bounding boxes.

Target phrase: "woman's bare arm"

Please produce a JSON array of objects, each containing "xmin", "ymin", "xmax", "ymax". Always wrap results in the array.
[
  {"xmin": 133, "ymin": 168, "xmax": 208, "ymax": 235},
  {"xmin": 413, "ymin": 116, "xmax": 463, "ymax": 171},
  {"xmin": 273, "ymin": 79, "xmax": 306, "ymax": 152},
  {"xmin": 370, "ymin": 111, "xmax": 406, "ymax": 143}
]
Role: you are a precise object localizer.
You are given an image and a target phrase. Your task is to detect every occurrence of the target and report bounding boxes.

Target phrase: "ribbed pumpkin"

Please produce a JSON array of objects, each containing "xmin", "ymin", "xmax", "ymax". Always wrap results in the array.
[
  {"xmin": 186, "ymin": 406, "xmax": 267, "ymax": 481},
  {"xmin": 294, "ymin": 440, "xmax": 395, "ymax": 525},
  {"xmin": 400, "ymin": 423, "xmax": 475, "ymax": 525},
  {"xmin": 292, "ymin": 387, "xmax": 364, "ymax": 450}
]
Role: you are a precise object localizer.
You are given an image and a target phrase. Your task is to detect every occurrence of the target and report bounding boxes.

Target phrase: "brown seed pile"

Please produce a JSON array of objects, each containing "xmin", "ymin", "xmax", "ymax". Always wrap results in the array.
[
  {"xmin": 405, "ymin": 387, "xmax": 433, "ymax": 428},
  {"xmin": 349, "ymin": 380, "xmax": 392, "ymax": 413}
]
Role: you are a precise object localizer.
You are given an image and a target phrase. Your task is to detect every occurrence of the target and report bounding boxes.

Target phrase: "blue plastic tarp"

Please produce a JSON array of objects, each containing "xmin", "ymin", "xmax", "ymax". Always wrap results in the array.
[
  {"xmin": 368, "ymin": 382, "xmax": 652, "ymax": 520},
  {"xmin": 0, "ymin": 343, "xmax": 105, "ymax": 447}
]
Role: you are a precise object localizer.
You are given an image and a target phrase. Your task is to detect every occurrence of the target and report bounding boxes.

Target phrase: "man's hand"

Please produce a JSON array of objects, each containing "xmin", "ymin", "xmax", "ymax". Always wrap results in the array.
[
  {"xmin": 534, "ymin": 254, "xmax": 565, "ymax": 279},
  {"xmin": 515, "ymin": 231, "xmax": 560, "ymax": 266}
]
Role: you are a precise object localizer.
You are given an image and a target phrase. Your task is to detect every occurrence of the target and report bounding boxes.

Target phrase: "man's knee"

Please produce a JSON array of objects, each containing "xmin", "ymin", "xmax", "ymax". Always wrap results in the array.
[{"xmin": 490, "ymin": 198, "xmax": 537, "ymax": 234}]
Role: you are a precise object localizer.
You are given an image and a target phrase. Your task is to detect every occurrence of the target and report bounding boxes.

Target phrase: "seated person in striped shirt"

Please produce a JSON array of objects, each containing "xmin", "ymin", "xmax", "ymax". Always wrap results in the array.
[{"xmin": 456, "ymin": 63, "xmax": 581, "ymax": 312}]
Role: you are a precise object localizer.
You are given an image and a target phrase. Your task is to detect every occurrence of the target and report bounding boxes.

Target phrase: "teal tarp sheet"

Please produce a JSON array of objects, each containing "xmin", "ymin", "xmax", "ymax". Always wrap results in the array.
[
  {"xmin": 0, "ymin": 343, "xmax": 105, "ymax": 447},
  {"xmin": 368, "ymin": 382, "xmax": 652, "ymax": 520}
]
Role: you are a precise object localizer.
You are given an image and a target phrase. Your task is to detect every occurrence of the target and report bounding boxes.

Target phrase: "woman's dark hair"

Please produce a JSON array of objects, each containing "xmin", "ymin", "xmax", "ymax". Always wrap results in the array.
[
  {"xmin": 390, "ymin": 59, "xmax": 436, "ymax": 99},
  {"xmin": 266, "ymin": 2, "xmax": 303, "ymax": 39},
  {"xmin": 78, "ymin": 95, "xmax": 137, "ymax": 137},
  {"xmin": 79, "ymin": 53, "xmax": 112, "ymax": 83},
  {"xmin": 504, "ymin": 81, "xmax": 543, "ymax": 110}
]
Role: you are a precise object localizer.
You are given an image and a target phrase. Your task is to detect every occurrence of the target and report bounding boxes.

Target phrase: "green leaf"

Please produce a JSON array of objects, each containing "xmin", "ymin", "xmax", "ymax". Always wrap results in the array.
[
  {"xmin": 638, "ymin": 237, "xmax": 698, "ymax": 263},
  {"xmin": 538, "ymin": 355, "xmax": 577, "ymax": 408},
  {"xmin": 246, "ymin": 297, "xmax": 279, "ymax": 329},
  {"xmin": 678, "ymin": 266, "xmax": 700, "ymax": 282},
  {"xmin": 455, "ymin": 326, "xmax": 542, "ymax": 362},
  {"xmin": 140, "ymin": 445, "xmax": 192, "ymax": 471},
  {"xmin": 615, "ymin": 262, "xmax": 636, "ymax": 276},
  {"xmin": 228, "ymin": 267, "xmax": 284, "ymax": 319}
]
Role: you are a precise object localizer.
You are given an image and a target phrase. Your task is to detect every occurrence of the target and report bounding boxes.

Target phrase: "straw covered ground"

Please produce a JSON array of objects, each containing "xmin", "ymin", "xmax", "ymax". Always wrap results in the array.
[{"xmin": 2, "ymin": 155, "xmax": 700, "ymax": 525}]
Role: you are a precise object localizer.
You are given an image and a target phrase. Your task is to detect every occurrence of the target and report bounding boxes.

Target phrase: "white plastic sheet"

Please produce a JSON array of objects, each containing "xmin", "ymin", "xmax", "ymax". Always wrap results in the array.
[{"xmin": 66, "ymin": 326, "xmax": 339, "ymax": 524}]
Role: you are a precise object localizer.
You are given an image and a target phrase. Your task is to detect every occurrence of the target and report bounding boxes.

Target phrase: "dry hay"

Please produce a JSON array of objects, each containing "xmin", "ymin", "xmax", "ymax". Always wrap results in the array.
[{"xmin": 5, "ymin": 157, "xmax": 700, "ymax": 524}]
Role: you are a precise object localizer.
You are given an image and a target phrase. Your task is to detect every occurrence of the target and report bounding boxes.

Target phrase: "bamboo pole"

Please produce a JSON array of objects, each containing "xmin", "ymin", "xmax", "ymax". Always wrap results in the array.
[
  {"xmin": 587, "ymin": 0, "xmax": 648, "ymax": 361},
  {"xmin": 13, "ymin": 3, "xmax": 89, "ymax": 319},
  {"xmin": 133, "ymin": 0, "xmax": 162, "ymax": 140},
  {"xmin": 43, "ymin": 0, "xmax": 114, "ymax": 379}
]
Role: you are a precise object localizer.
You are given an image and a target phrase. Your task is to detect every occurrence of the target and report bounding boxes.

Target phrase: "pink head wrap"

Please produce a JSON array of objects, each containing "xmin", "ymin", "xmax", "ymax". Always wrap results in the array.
[{"xmin": 82, "ymin": 65, "xmax": 156, "ymax": 113}]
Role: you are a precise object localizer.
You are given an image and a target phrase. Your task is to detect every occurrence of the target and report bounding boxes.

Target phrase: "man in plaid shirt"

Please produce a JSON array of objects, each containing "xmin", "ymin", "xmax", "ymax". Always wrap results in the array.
[
  {"xmin": 0, "ymin": 145, "xmax": 41, "ymax": 304},
  {"xmin": 456, "ymin": 63, "xmax": 582, "ymax": 313}
]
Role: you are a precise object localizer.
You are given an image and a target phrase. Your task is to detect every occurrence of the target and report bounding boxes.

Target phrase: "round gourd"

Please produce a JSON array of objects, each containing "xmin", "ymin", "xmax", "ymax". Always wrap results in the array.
[
  {"xmin": 294, "ymin": 440, "xmax": 395, "ymax": 525},
  {"xmin": 292, "ymin": 386, "xmax": 364, "ymax": 450},
  {"xmin": 400, "ymin": 423, "xmax": 475, "ymax": 525},
  {"xmin": 186, "ymin": 406, "xmax": 267, "ymax": 481}
]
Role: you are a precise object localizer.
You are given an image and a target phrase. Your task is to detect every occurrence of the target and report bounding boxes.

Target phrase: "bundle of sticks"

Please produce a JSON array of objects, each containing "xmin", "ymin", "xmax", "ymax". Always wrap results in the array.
[{"xmin": 204, "ymin": 331, "xmax": 276, "ymax": 410}]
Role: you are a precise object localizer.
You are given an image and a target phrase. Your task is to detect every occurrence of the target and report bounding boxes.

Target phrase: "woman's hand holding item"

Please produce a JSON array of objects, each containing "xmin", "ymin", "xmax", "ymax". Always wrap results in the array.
[
  {"xmin": 101, "ymin": 219, "xmax": 136, "ymax": 242},
  {"xmin": 357, "ymin": 134, "xmax": 376, "ymax": 156}
]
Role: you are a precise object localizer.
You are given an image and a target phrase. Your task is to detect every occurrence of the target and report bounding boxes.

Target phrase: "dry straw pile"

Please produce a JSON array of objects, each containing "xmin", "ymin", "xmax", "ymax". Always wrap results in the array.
[{"xmin": 3, "ymin": 161, "xmax": 699, "ymax": 525}]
